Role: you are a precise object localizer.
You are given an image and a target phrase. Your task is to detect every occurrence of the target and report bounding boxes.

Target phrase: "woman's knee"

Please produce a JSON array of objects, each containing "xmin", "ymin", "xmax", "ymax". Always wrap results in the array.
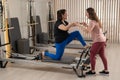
[
  {"xmin": 70, "ymin": 31, "xmax": 80, "ymax": 37},
  {"xmin": 54, "ymin": 55, "xmax": 61, "ymax": 60},
  {"xmin": 55, "ymin": 51, "xmax": 63, "ymax": 60},
  {"xmin": 90, "ymin": 51, "xmax": 96, "ymax": 60}
]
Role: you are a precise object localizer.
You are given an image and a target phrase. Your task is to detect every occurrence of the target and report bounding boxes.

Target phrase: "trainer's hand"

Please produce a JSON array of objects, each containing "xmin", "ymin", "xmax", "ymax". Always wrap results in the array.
[
  {"xmin": 69, "ymin": 22, "xmax": 76, "ymax": 26},
  {"xmin": 73, "ymin": 22, "xmax": 81, "ymax": 27}
]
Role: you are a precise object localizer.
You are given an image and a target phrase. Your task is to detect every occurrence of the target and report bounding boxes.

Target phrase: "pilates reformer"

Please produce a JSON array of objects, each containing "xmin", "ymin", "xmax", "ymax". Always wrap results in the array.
[
  {"xmin": 0, "ymin": 20, "xmax": 93, "ymax": 78},
  {"xmin": 0, "ymin": 42, "xmax": 91, "ymax": 78},
  {"xmin": 0, "ymin": 15, "xmax": 107, "ymax": 77}
]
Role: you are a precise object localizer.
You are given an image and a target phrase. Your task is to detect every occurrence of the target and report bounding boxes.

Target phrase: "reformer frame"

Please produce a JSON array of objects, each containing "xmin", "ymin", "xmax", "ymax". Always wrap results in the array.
[{"xmin": 0, "ymin": 45, "xmax": 91, "ymax": 78}]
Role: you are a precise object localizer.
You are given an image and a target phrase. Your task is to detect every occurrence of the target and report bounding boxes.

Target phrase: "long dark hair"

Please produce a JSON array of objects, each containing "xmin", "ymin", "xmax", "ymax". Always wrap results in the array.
[
  {"xmin": 57, "ymin": 9, "xmax": 66, "ymax": 20},
  {"xmin": 86, "ymin": 7, "xmax": 102, "ymax": 28}
]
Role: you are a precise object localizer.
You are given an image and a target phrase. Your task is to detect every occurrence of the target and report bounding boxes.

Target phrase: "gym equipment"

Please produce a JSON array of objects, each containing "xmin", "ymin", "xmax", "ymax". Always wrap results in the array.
[
  {"xmin": 1, "ymin": 0, "xmax": 14, "ymax": 58},
  {"xmin": 7, "ymin": 16, "xmax": 49, "ymax": 54},
  {"xmin": 0, "ymin": 44, "xmax": 91, "ymax": 77},
  {"xmin": 9, "ymin": 17, "xmax": 21, "ymax": 52},
  {"xmin": 35, "ymin": 16, "xmax": 49, "ymax": 44},
  {"xmin": 0, "ymin": 1, "xmax": 3, "ymax": 29},
  {"xmin": 27, "ymin": 0, "xmax": 36, "ymax": 46},
  {"xmin": 48, "ymin": 1, "xmax": 55, "ymax": 40},
  {"xmin": 8, "ymin": 17, "xmax": 30, "ymax": 54},
  {"xmin": 27, "ymin": 0, "xmax": 50, "ymax": 46},
  {"xmin": 0, "ymin": 19, "xmax": 91, "ymax": 77},
  {"xmin": 0, "ymin": 0, "xmax": 12, "ymax": 68},
  {"xmin": 0, "ymin": 0, "xmax": 92, "ymax": 77},
  {"xmin": 0, "ymin": 17, "xmax": 91, "ymax": 79},
  {"xmin": 17, "ymin": 39, "xmax": 30, "ymax": 54},
  {"xmin": 26, "ymin": 15, "xmax": 53, "ymax": 54}
]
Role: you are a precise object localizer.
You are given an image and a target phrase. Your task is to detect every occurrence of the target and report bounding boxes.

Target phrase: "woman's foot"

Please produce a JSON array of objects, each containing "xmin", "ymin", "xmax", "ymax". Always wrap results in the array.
[
  {"xmin": 86, "ymin": 70, "xmax": 96, "ymax": 75},
  {"xmin": 41, "ymin": 50, "xmax": 49, "ymax": 59},
  {"xmin": 84, "ymin": 44, "xmax": 91, "ymax": 49},
  {"xmin": 99, "ymin": 70, "xmax": 109, "ymax": 74},
  {"xmin": 32, "ymin": 53, "xmax": 42, "ymax": 60},
  {"xmin": 32, "ymin": 50, "xmax": 48, "ymax": 60}
]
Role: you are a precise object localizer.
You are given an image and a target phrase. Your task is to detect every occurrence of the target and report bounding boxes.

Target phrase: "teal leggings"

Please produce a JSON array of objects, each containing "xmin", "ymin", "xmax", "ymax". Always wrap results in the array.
[{"xmin": 45, "ymin": 31, "xmax": 86, "ymax": 60}]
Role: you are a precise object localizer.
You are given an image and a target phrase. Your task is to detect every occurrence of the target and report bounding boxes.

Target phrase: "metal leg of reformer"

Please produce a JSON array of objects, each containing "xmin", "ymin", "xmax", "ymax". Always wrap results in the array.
[{"xmin": 73, "ymin": 47, "xmax": 91, "ymax": 78}]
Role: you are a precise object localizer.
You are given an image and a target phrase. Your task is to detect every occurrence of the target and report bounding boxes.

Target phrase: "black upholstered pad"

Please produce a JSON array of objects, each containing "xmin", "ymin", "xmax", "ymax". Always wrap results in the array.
[
  {"xmin": 9, "ymin": 17, "xmax": 21, "ymax": 52},
  {"xmin": 42, "ymin": 55, "xmax": 76, "ymax": 64},
  {"xmin": 66, "ymin": 44, "xmax": 84, "ymax": 49}
]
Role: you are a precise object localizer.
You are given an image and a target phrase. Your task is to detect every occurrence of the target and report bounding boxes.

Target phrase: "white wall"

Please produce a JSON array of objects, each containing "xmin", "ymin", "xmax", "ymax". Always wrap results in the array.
[{"xmin": 7, "ymin": 0, "xmax": 50, "ymax": 38}]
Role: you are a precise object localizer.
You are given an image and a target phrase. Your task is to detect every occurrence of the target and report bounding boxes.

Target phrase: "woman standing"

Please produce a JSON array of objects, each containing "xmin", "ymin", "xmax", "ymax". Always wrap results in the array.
[{"xmin": 78, "ymin": 7, "xmax": 109, "ymax": 75}]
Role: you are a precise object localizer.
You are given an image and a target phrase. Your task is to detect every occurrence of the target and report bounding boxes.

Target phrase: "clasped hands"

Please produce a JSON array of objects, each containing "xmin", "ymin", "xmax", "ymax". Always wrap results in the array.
[{"xmin": 70, "ymin": 22, "xmax": 87, "ymax": 27}]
